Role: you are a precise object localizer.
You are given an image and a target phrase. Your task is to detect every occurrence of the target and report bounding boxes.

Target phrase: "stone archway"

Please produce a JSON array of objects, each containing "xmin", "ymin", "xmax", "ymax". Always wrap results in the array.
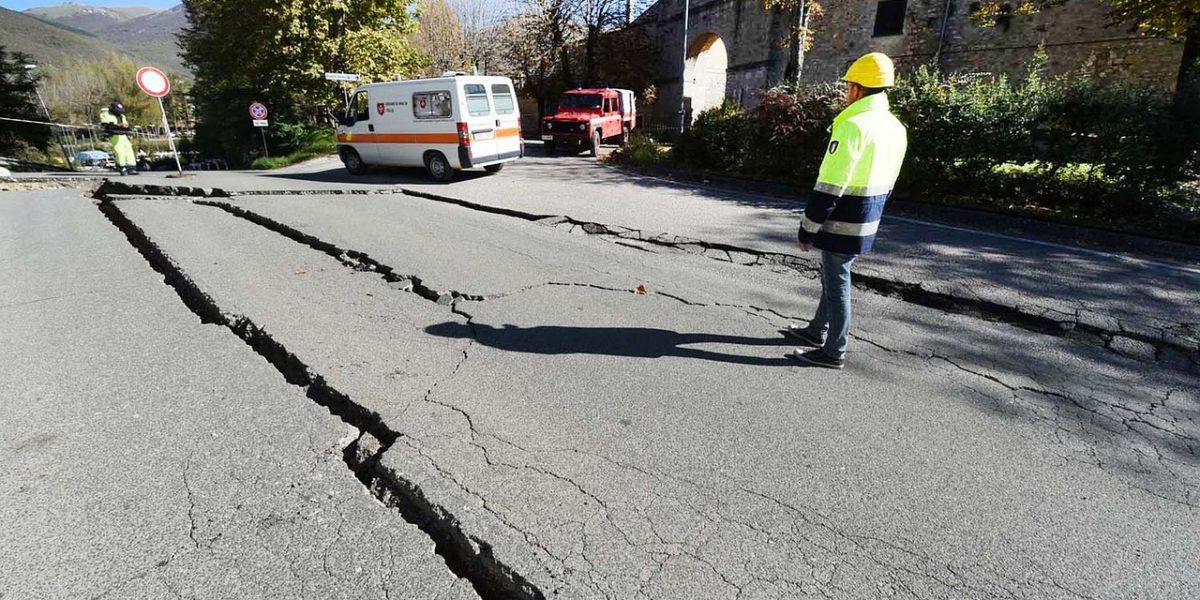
[{"xmin": 683, "ymin": 33, "xmax": 729, "ymax": 120}]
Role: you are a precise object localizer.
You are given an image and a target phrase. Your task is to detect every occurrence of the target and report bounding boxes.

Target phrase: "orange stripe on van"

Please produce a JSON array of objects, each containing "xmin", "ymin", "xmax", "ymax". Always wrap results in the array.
[
  {"xmin": 337, "ymin": 133, "xmax": 459, "ymax": 144},
  {"xmin": 495, "ymin": 127, "xmax": 521, "ymax": 139}
]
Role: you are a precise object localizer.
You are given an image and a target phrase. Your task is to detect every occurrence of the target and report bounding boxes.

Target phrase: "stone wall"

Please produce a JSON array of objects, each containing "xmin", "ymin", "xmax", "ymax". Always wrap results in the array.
[
  {"xmin": 803, "ymin": 0, "xmax": 1183, "ymax": 87},
  {"xmin": 634, "ymin": 0, "xmax": 1184, "ymax": 124},
  {"xmin": 633, "ymin": 0, "xmax": 794, "ymax": 127}
]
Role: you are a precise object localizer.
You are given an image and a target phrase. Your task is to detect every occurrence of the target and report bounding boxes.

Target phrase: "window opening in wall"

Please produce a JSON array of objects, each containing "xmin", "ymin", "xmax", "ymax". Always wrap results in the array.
[{"xmin": 873, "ymin": 0, "xmax": 908, "ymax": 37}]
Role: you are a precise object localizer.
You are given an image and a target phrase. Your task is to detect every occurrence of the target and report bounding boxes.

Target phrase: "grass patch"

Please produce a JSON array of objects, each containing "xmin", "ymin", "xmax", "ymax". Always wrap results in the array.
[{"xmin": 250, "ymin": 129, "xmax": 337, "ymax": 170}]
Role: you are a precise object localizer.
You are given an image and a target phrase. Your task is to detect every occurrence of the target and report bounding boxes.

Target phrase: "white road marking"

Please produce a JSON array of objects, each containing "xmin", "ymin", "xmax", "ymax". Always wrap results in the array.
[
  {"xmin": 610, "ymin": 166, "xmax": 1200, "ymax": 277},
  {"xmin": 884, "ymin": 216, "xmax": 1200, "ymax": 276}
]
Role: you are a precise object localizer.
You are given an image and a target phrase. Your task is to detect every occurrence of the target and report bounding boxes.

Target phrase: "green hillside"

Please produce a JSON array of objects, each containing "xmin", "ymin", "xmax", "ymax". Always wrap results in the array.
[
  {"xmin": 24, "ymin": 4, "xmax": 190, "ymax": 75},
  {"xmin": 0, "ymin": 6, "xmax": 137, "ymax": 68}
]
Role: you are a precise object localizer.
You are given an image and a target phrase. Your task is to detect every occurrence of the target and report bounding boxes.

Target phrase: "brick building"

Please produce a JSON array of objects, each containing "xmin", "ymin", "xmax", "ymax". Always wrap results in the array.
[{"xmin": 633, "ymin": 0, "xmax": 1184, "ymax": 126}]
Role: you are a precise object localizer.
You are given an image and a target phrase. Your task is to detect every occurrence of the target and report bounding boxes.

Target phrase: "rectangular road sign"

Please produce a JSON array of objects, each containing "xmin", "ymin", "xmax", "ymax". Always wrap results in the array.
[
  {"xmin": 252, "ymin": 119, "xmax": 269, "ymax": 127},
  {"xmin": 324, "ymin": 72, "xmax": 360, "ymax": 82}
]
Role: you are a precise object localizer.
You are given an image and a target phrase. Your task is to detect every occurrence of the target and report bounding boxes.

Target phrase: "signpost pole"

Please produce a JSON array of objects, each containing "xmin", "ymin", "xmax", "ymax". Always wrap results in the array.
[
  {"xmin": 157, "ymin": 96, "xmax": 184, "ymax": 176},
  {"xmin": 137, "ymin": 66, "xmax": 183, "ymax": 176},
  {"xmin": 323, "ymin": 73, "xmax": 360, "ymax": 114},
  {"xmin": 249, "ymin": 103, "xmax": 270, "ymax": 159}
]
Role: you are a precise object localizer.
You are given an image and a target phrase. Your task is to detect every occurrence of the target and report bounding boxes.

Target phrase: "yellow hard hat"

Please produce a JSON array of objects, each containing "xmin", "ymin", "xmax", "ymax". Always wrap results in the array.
[{"xmin": 843, "ymin": 53, "xmax": 896, "ymax": 88}]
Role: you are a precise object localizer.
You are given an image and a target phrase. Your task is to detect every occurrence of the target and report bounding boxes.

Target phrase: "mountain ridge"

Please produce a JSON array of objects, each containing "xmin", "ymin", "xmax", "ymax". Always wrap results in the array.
[{"xmin": 14, "ymin": 3, "xmax": 189, "ymax": 75}]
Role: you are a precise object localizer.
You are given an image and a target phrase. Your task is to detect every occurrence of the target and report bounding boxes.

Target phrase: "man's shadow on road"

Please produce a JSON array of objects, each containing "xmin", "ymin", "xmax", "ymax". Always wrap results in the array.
[{"xmin": 426, "ymin": 322, "xmax": 795, "ymax": 367}]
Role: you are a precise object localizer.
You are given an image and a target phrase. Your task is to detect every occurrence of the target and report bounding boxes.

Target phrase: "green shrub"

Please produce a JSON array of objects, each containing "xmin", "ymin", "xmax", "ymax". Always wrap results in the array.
[
  {"xmin": 674, "ymin": 100, "xmax": 750, "ymax": 171},
  {"xmin": 671, "ymin": 57, "xmax": 1200, "ymax": 234},
  {"xmin": 744, "ymin": 85, "xmax": 841, "ymax": 180},
  {"xmin": 674, "ymin": 86, "xmax": 841, "ymax": 181},
  {"xmin": 610, "ymin": 131, "xmax": 666, "ymax": 164},
  {"xmin": 891, "ymin": 63, "xmax": 1199, "ymax": 219}
]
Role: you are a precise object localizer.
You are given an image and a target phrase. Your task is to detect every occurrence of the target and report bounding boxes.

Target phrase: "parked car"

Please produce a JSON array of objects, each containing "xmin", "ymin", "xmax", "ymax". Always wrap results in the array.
[{"xmin": 73, "ymin": 150, "xmax": 112, "ymax": 170}]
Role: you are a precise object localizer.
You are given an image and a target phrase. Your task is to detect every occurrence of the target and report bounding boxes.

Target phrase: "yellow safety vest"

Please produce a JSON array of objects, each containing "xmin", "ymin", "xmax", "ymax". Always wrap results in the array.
[{"xmin": 799, "ymin": 93, "xmax": 908, "ymax": 255}]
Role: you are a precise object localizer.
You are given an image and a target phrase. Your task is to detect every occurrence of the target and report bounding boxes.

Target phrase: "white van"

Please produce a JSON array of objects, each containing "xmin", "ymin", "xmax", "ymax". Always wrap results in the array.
[{"xmin": 336, "ymin": 74, "xmax": 524, "ymax": 181}]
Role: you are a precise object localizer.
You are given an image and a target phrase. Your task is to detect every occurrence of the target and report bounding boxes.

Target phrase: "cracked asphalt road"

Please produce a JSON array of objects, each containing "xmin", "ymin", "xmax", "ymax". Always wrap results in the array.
[
  {"xmin": 0, "ymin": 191, "xmax": 475, "ymax": 599},
  {"xmin": 3, "ymin": 161, "xmax": 1198, "ymax": 599},
  {"xmin": 99, "ymin": 152, "xmax": 1200, "ymax": 366}
]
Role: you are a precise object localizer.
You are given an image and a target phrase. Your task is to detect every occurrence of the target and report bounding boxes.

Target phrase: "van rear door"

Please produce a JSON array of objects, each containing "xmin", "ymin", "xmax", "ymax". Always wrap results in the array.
[
  {"xmin": 490, "ymin": 81, "xmax": 522, "ymax": 162},
  {"xmin": 462, "ymin": 83, "xmax": 498, "ymax": 164}
]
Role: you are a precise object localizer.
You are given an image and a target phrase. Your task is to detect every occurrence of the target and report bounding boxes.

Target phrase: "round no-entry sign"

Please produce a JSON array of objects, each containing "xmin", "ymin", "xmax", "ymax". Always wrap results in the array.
[
  {"xmin": 136, "ymin": 66, "xmax": 170, "ymax": 98},
  {"xmin": 249, "ymin": 102, "xmax": 269, "ymax": 120}
]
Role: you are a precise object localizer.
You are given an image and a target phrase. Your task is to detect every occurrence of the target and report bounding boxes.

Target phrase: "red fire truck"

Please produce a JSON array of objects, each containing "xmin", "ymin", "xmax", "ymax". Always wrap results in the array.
[{"xmin": 541, "ymin": 88, "xmax": 636, "ymax": 156}]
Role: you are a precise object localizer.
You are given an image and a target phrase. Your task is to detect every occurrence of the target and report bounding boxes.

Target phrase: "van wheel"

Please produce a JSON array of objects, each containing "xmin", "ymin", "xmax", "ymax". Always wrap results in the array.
[
  {"xmin": 424, "ymin": 152, "xmax": 454, "ymax": 182},
  {"xmin": 484, "ymin": 164, "xmax": 504, "ymax": 174},
  {"xmin": 341, "ymin": 148, "xmax": 367, "ymax": 175},
  {"xmin": 590, "ymin": 131, "xmax": 601, "ymax": 157}
]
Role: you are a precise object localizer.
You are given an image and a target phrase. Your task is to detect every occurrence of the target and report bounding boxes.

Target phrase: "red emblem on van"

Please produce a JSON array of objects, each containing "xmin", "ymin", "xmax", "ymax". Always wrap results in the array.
[{"xmin": 376, "ymin": 102, "xmax": 385, "ymax": 116}]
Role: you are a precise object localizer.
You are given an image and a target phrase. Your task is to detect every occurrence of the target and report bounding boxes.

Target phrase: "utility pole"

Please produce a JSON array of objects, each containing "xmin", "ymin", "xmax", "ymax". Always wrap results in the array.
[
  {"xmin": 24, "ymin": 64, "xmax": 73, "ymax": 170},
  {"xmin": 677, "ymin": 0, "xmax": 690, "ymax": 134}
]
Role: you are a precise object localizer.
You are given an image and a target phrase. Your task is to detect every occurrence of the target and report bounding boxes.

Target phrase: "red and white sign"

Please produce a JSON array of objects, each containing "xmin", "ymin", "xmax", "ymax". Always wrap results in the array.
[
  {"xmin": 136, "ymin": 66, "xmax": 170, "ymax": 98},
  {"xmin": 249, "ymin": 102, "xmax": 269, "ymax": 120}
]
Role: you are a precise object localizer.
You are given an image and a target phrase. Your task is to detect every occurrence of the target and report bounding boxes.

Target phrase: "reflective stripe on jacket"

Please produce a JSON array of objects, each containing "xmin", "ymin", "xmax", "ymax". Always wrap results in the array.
[{"xmin": 798, "ymin": 93, "xmax": 907, "ymax": 255}]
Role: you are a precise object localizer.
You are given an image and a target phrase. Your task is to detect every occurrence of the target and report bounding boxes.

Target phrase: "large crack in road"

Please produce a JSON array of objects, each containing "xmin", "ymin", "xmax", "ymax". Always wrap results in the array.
[
  {"xmin": 89, "ymin": 181, "xmax": 1199, "ymax": 598},
  {"xmin": 92, "ymin": 179, "xmax": 1200, "ymax": 375},
  {"xmin": 96, "ymin": 196, "xmax": 544, "ymax": 600},
  {"xmin": 97, "ymin": 185, "xmax": 1200, "ymax": 508}
]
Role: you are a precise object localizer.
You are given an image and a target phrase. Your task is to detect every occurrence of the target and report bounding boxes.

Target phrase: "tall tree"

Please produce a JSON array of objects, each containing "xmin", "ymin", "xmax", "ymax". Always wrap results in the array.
[
  {"xmin": 180, "ymin": 0, "xmax": 424, "ymax": 162},
  {"xmin": 973, "ymin": 0, "xmax": 1200, "ymax": 90},
  {"xmin": 41, "ymin": 55, "xmax": 166, "ymax": 126},
  {"xmin": 413, "ymin": 0, "xmax": 469, "ymax": 75},
  {"xmin": 762, "ymin": 0, "xmax": 824, "ymax": 84},
  {"xmin": 500, "ymin": 0, "xmax": 578, "ymax": 113},
  {"xmin": 570, "ymin": 0, "xmax": 624, "ymax": 83},
  {"xmin": 451, "ymin": 0, "xmax": 509, "ymax": 74},
  {"xmin": 0, "ymin": 47, "xmax": 51, "ymax": 157}
]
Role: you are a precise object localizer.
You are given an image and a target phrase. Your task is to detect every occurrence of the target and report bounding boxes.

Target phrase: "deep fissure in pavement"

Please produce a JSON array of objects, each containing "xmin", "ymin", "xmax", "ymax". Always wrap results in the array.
[
  {"xmin": 92, "ymin": 185, "xmax": 1200, "ymax": 592},
  {"xmin": 398, "ymin": 190, "xmax": 1196, "ymax": 368},
  {"xmin": 195, "ymin": 199, "xmax": 486, "ymax": 304},
  {"xmin": 95, "ymin": 180, "xmax": 1198, "ymax": 371},
  {"xmin": 198, "ymin": 195, "xmax": 1200, "ymax": 510},
  {"xmin": 95, "ymin": 196, "xmax": 545, "ymax": 600}
]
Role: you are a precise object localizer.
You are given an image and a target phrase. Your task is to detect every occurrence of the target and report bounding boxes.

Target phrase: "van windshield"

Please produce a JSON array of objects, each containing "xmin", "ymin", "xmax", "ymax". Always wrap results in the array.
[{"xmin": 559, "ymin": 94, "xmax": 603, "ymax": 110}]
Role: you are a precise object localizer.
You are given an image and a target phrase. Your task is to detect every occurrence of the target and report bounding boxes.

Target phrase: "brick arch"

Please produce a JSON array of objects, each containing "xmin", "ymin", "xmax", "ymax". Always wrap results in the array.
[
  {"xmin": 684, "ymin": 32, "xmax": 729, "ymax": 118},
  {"xmin": 633, "ymin": 0, "xmax": 795, "ymax": 126}
]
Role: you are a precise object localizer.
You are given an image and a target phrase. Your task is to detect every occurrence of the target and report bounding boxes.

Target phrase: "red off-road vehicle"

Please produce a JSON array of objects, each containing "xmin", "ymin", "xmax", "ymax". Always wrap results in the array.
[{"xmin": 541, "ymin": 88, "xmax": 636, "ymax": 156}]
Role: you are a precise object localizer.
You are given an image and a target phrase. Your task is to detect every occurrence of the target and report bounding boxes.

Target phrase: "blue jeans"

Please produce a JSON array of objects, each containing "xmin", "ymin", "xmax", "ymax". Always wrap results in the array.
[{"xmin": 806, "ymin": 250, "xmax": 856, "ymax": 359}]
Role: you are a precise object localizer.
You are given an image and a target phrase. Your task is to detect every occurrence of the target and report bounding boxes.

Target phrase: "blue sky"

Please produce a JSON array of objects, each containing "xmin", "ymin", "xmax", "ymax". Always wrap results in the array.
[{"xmin": 2, "ymin": 1, "xmax": 176, "ymax": 10}]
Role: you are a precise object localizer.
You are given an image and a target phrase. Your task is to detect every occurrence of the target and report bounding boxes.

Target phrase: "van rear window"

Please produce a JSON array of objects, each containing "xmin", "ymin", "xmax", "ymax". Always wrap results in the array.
[
  {"xmin": 464, "ymin": 84, "xmax": 490, "ymax": 116},
  {"xmin": 491, "ymin": 84, "xmax": 515, "ymax": 115},
  {"xmin": 413, "ymin": 91, "xmax": 452, "ymax": 119}
]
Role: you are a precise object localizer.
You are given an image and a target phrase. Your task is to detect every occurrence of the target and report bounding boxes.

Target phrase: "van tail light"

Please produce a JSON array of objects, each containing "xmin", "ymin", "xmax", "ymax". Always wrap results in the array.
[
  {"xmin": 457, "ymin": 122, "xmax": 470, "ymax": 147},
  {"xmin": 518, "ymin": 117, "xmax": 524, "ymax": 140}
]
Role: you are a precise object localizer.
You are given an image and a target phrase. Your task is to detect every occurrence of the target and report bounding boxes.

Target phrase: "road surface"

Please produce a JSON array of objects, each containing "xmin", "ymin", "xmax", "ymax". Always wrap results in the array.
[{"xmin": 2, "ymin": 156, "xmax": 1197, "ymax": 599}]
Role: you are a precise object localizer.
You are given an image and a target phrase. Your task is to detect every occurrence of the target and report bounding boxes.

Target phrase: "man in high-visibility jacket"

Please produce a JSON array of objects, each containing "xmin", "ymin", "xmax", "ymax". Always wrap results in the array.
[
  {"xmin": 786, "ymin": 53, "xmax": 908, "ymax": 369},
  {"xmin": 100, "ymin": 100, "xmax": 137, "ymax": 175}
]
